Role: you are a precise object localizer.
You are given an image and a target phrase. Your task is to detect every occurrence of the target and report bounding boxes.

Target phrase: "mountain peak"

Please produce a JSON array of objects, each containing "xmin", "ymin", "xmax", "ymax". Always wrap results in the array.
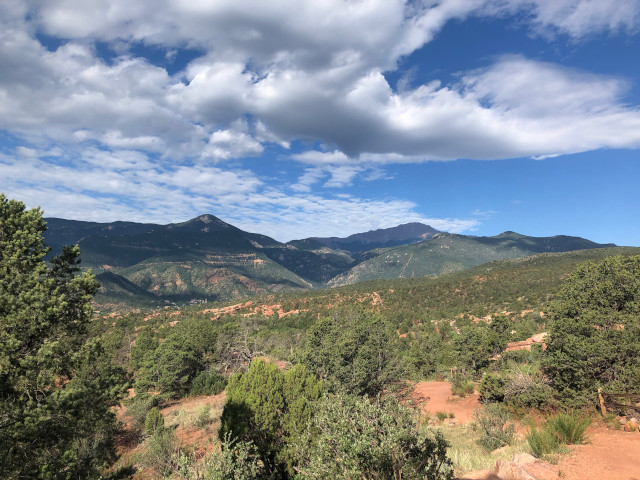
[
  {"xmin": 170, "ymin": 214, "xmax": 234, "ymax": 232},
  {"xmin": 304, "ymin": 222, "xmax": 441, "ymax": 253}
]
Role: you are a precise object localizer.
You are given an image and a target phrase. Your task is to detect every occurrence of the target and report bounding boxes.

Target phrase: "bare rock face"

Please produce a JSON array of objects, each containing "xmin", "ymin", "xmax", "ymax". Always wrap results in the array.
[
  {"xmin": 513, "ymin": 453, "xmax": 537, "ymax": 465},
  {"xmin": 494, "ymin": 460, "xmax": 538, "ymax": 480}
]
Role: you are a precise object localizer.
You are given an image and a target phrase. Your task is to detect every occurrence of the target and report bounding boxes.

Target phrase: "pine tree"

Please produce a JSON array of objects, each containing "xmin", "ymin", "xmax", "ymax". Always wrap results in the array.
[
  {"xmin": 0, "ymin": 195, "xmax": 126, "ymax": 479},
  {"xmin": 544, "ymin": 255, "xmax": 640, "ymax": 406}
]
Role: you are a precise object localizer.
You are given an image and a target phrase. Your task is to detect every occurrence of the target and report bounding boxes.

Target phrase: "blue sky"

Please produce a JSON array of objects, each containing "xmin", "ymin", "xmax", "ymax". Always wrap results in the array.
[{"xmin": 1, "ymin": 1, "xmax": 639, "ymax": 244}]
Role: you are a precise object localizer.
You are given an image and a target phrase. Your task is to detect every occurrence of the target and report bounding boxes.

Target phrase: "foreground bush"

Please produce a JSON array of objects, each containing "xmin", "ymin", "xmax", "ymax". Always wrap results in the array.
[
  {"xmin": 295, "ymin": 394, "xmax": 453, "ymax": 480},
  {"xmin": 527, "ymin": 411, "xmax": 591, "ymax": 459},
  {"xmin": 546, "ymin": 411, "xmax": 591, "ymax": 444},
  {"xmin": 219, "ymin": 360, "xmax": 323, "ymax": 477},
  {"xmin": 0, "ymin": 195, "xmax": 127, "ymax": 479},
  {"xmin": 474, "ymin": 404, "xmax": 515, "ymax": 451}
]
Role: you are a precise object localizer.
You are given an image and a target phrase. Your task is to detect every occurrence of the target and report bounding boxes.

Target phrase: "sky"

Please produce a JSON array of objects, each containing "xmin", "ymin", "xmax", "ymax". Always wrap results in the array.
[{"xmin": 1, "ymin": 0, "xmax": 639, "ymax": 244}]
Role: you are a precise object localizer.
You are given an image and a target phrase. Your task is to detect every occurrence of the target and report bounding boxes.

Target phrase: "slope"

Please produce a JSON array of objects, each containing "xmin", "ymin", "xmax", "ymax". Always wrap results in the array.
[{"xmin": 328, "ymin": 231, "xmax": 616, "ymax": 286}]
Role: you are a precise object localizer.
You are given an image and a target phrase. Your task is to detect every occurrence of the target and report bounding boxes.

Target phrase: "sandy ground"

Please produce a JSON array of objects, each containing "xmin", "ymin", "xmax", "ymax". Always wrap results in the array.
[
  {"xmin": 413, "ymin": 381, "xmax": 480, "ymax": 423},
  {"xmin": 545, "ymin": 423, "xmax": 640, "ymax": 480},
  {"xmin": 414, "ymin": 382, "xmax": 640, "ymax": 480}
]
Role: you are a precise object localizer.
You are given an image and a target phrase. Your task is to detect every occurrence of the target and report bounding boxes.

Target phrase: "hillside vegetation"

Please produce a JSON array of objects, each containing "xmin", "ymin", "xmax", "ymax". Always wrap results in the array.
[
  {"xmin": 5, "ymin": 196, "xmax": 640, "ymax": 479},
  {"xmin": 43, "ymin": 216, "xmax": 617, "ymax": 310}
]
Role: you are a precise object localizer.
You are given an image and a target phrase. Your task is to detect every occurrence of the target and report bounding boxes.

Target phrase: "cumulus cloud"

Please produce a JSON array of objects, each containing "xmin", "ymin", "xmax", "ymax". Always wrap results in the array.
[
  {"xmin": 1, "ymin": 0, "xmax": 639, "ymax": 238},
  {"xmin": 1, "ymin": 1, "xmax": 639, "ymax": 162},
  {"xmin": 0, "ymin": 146, "xmax": 476, "ymax": 240}
]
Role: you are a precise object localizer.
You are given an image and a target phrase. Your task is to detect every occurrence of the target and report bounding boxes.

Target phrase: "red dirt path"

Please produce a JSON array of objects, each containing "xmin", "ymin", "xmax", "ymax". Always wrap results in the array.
[
  {"xmin": 414, "ymin": 382, "xmax": 640, "ymax": 480},
  {"xmin": 543, "ymin": 423, "xmax": 640, "ymax": 480},
  {"xmin": 413, "ymin": 381, "xmax": 480, "ymax": 423}
]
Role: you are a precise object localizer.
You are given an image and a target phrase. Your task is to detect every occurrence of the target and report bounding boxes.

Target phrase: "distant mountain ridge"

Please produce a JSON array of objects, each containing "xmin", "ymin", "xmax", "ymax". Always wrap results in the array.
[
  {"xmin": 328, "ymin": 231, "xmax": 615, "ymax": 287},
  {"xmin": 43, "ymin": 215, "xmax": 616, "ymax": 309},
  {"xmin": 304, "ymin": 222, "xmax": 440, "ymax": 253}
]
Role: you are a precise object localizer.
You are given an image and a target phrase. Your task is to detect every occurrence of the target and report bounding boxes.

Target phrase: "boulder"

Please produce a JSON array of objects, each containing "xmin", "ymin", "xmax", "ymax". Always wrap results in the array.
[
  {"xmin": 513, "ymin": 453, "xmax": 537, "ymax": 465},
  {"xmin": 494, "ymin": 460, "xmax": 538, "ymax": 480}
]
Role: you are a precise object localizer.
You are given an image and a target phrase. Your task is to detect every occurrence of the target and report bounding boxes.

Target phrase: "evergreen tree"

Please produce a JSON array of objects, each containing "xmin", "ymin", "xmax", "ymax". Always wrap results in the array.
[
  {"xmin": 219, "ymin": 360, "xmax": 322, "ymax": 477},
  {"xmin": 298, "ymin": 308, "xmax": 398, "ymax": 396},
  {"xmin": 0, "ymin": 195, "xmax": 126, "ymax": 479},
  {"xmin": 544, "ymin": 255, "xmax": 640, "ymax": 406}
]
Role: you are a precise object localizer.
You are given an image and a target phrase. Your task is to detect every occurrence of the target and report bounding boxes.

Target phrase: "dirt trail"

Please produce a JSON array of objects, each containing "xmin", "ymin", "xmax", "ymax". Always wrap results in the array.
[
  {"xmin": 413, "ymin": 381, "xmax": 480, "ymax": 423},
  {"xmin": 414, "ymin": 382, "xmax": 640, "ymax": 480},
  {"xmin": 544, "ymin": 424, "xmax": 640, "ymax": 480}
]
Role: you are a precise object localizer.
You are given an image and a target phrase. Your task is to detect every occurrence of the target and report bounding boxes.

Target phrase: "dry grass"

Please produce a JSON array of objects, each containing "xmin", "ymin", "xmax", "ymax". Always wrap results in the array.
[{"xmin": 437, "ymin": 423, "xmax": 531, "ymax": 475}]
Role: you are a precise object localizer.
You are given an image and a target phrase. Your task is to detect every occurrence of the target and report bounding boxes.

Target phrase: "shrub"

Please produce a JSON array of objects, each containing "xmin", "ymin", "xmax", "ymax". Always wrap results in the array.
[
  {"xmin": 126, "ymin": 393, "xmax": 161, "ymax": 430},
  {"xmin": 474, "ymin": 404, "xmax": 515, "ymax": 451},
  {"xmin": 503, "ymin": 364, "xmax": 557, "ymax": 409},
  {"xmin": 202, "ymin": 433, "xmax": 264, "ymax": 480},
  {"xmin": 526, "ymin": 411, "xmax": 591, "ymax": 459},
  {"xmin": 295, "ymin": 394, "xmax": 453, "ymax": 480},
  {"xmin": 527, "ymin": 422, "xmax": 561, "ymax": 459},
  {"xmin": 219, "ymin": 361, "xmax": 323, "ymax": 477},
  {"xmin": 145, "ymin": 407, "xmax": 165, "ymax": 434},
  {"xmin": 139, "ymin": 428, "xmax": 190, "ymax": 478},
  {"xmin": 451, "ymin": 374, "xmax": 475, "ymax": 397},
  {"xmin": 546, "ymin": 411, "xmax": 591, "ymax": 444},
  {"xmin": 297, "ymin": 309, "xmax": 398, "ymax": 396},
  {"xmin": 195, "ymin": 405, "xmax": 211, "ymax": 429},
  {"xmin": 436, "ymin": 411, "xmax": 449, "ymax": 422},
  {"xmin": 190, "ymin": 370, "xmax": 227, "ymax": 397},
  {"xmin": 479, "ymin": 373, "xmax": 505, "ymax": 403}
]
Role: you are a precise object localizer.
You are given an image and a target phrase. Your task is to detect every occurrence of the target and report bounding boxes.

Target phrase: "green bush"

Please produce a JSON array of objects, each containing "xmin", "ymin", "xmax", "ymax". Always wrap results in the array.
[
  {"xmin": 527, "ymin": 422, "xmax": 561, "ymax": 459},
  {"xmin": 195, "ymin": 405, "xmax": 211, "ymax": 429},
  {"xmin": 202, "ymin": 434, "xmax": 264, "ymax": 480},
  {"xmin": 479, "ymin": 373, "xmax": 505, "ymax": 403},
  {"xmin": 547, "ymin": 411, "xmax": 591, "ymax": 444},
  {"xmin": 190, "ymin": 370, "xmax": 227, "ymax": 396},
  {"xmin": 451, "ymin": 374, "xmax": 475, "ymax": 397},
  {"xmin": 295, "ymin": 394, "xmax": 453, "ymax": 480},
  {"xmin": 526, "ymin": 411, "xmax": 591, "ymax": 459},
  {"xmin": 436, "ymin": 411, "xmax": 449, "ymax": 422},
  {"xmin": 145, "ymin": 407, "xmax": 165, "ymax": 434},
  {"xmin": 474, "ymin": 404, "xmax": 515, "ymax": 451},
  {"xmin": 219, "ymin": 360, "xmax": 323, "ymax": 477}
]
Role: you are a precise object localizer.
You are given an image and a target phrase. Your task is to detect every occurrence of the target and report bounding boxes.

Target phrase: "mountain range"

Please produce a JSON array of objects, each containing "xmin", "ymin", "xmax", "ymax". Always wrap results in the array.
[{"xmin": 43, "ymin": 215, "xmax": 615, "ymax": 309}]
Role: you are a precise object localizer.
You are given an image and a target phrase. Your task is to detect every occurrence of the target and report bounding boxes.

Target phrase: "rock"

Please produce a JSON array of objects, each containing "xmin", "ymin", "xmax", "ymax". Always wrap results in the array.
[
  {"xmin": 513, "ymin": 453, "xmax": 537, "ymax": 466},
  {"xmin": 494, "ymin": 460, "xmax": 538, "ymax": 480},
  {"xmin": 530, "ymin": 333, "xmax": 547, "ymax": 343}
]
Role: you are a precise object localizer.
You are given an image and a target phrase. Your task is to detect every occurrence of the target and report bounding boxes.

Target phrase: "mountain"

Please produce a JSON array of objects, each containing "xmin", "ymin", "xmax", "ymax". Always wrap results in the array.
[
  {"xmin": 301, "ymin": 222, "xmax": 440, "ymax": 253},
  {"xmin": 328, "ymin": 231, "xmax": 616, "ymax": 287},
  {"xmin": 44, "ymin": 215, "xmax": 337, "ymax": 307},
  {"xmin": 43, "ymin": 216, "xmax": 617, "ymax": 310}
]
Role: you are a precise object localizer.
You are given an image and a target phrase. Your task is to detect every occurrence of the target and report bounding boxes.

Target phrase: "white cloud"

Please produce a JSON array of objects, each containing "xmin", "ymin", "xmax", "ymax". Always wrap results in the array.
[
  {"xmin": 1, "ymin": 1, "xmax": 638, "ymax": 164},
  {"xmin": 0, "ymin": 0, "xmax": 639, "ymax": 241}
]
